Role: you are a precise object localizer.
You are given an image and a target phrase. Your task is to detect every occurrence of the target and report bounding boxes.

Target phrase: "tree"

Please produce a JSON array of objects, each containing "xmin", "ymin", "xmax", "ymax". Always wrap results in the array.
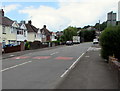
[
  {"xmin": 83, "ymin": 25, "xmax": 91, "ymax": 29},
  {"xmin": 79, "ymin": 30, "xmax": 95, "ymax": 42},
  {"xmin": 63, "ymin": 26, "xmax": 78, "ymax": 41},
  {"xmin": 94, "ymin": 21, "xmax": 107, "ymax": 31},
  {"xmin": 94, "ymin": 23, "xmax": 99, "ymax": 30},
  {"xmin": 100, "ymin": 21, "xmax": 107, "ymax": 31}
]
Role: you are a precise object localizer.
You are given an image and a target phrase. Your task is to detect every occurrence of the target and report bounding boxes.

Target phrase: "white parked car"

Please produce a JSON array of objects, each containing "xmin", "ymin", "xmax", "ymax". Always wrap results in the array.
[{"xmin": 93, "ymin": 39, "xmax": 99, "ymax": 44}]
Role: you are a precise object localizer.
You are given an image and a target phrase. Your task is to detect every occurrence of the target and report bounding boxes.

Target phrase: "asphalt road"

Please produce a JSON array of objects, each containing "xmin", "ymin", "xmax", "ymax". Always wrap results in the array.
[{"xmin": 2, "ymin": 42, "xmax": 92, "ymax": 89}]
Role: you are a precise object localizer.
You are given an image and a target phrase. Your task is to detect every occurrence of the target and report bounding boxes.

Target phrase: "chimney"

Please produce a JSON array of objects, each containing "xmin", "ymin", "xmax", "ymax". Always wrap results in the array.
[
  {"xmin": 28, "ymin": 20, "xmax": 32, "ymax": 25},
  {"xmin": 0, "ymin": 9, "xmax": 4, "ymax": 16},
  {"xmin": 43, "ymin": 25, "xmax": 46, "ymax": 28}
]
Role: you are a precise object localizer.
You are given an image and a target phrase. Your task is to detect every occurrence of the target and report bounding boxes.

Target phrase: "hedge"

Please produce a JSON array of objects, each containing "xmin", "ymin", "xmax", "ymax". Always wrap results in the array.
[{"xmin": 100, "ymin": 26, "xmax": 120, "ymax": 61}]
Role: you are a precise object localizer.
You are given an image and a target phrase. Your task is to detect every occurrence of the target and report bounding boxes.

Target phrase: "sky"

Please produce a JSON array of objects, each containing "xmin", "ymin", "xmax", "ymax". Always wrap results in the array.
[{"xmin": 1, "ymin": 0, "xmax": 120, "ymax": 32}]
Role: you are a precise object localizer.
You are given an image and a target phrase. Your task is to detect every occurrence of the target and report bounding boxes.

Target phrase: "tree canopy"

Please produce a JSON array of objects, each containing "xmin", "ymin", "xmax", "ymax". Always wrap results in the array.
[{"xmin": 63, "ymin": 26, "xmax": 78, "ymax": 41}]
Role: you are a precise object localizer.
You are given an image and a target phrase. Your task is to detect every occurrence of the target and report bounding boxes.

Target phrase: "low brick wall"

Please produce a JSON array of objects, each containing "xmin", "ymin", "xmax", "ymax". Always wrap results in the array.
[
  {"xmin": 29, "ymin": 41, "xmax": 42, "ymax": 49},
  {"xmin": 4, "ymin": 42, "xmax": 25, "ymax": 53},
  {"xmin": 109, "ymin": 56, "xmax": 120, "ymax": 88},
  {"xmin": 29, "ymin": 41, "xmax": 49, "ymax": 50},
  {"xmin": 4, "ymin": 45, "xmax": 21, "ymax": 53},
  {"xmin": 0, "ymin": 43, "xmax": 2, "ymax": 55}
]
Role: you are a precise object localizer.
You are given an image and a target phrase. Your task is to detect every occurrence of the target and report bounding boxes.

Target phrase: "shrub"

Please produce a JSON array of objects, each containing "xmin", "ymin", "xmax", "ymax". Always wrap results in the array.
[
  {"xmin": 100, "ymin": 26, "xmax": 120, "ymax": 61},
  {"xmin": 25, "ymin": 41, "xmax": 30, "ymax": 50}
]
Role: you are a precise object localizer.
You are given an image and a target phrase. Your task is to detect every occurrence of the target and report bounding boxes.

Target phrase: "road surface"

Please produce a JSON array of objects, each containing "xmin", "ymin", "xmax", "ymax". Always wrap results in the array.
[{"xmin": 2, "ymin": 42, "xmax": 92, "ymax": 89}]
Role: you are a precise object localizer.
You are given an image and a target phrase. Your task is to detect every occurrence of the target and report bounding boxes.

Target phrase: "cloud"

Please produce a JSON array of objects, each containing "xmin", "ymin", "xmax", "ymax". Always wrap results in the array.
[
  {"xmin": 19, "ymin": 0, "xmax": 119, "ymax": 31},
  {"xmin": 4, "ymin": 4, "xmax": 21, "ymax": 13}
]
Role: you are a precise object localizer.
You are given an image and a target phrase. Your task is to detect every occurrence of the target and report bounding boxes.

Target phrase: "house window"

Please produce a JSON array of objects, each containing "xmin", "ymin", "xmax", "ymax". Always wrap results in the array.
[
  {"xmin": 2, "ymin": 40, "xmax": 6, "ymax": 47},
  {"xmin": 17, "ymin": 30, "xmax": 19, "ymax": 34},
  {"xmin": 11, "ymin": 27, "xmax": 17, "ymax": 34},
  {"xmin": 17, "ymin": 30, "xmax": 24, "ymax": 35},
  {"xmin": 2, "ymin": 26, "xmax": 6, "ymax": 34},
  {"xmin": 39, "ymin": 34, "xmax": 42, "ymax": 38},
  {"xmin": 35, "ymin": 34, "xmax": 37, "ymax": 38},
  {"xmin": 11, "ymin": 27, "xmax": 14, "ymax": 33},
  {"xmin": 8, "ymin": 40, "xmax": 10, "ymax": 44},
  {"xmin": 42, "ymin": 35, "xmax": 45, "ymax": 38},
  {"xmin": 24, "ymin": 30, "xmax": 26, "ymax": 37}
]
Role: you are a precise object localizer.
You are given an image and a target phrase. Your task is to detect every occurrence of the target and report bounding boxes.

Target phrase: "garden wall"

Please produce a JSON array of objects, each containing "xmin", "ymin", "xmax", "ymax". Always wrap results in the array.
[{"xmin": 109, "ymin": 56, "xmax": 120, "ymax": 88}]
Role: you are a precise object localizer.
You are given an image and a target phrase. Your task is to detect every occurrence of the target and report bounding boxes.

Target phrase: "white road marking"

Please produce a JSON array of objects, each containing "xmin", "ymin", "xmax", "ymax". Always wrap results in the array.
[
  {"xmin": 85, "ymin": 56, "xmax": 90, "ymax": 58},
  {"xmin": 66, "ymin": 46, "xmax": 73, "ymax": 48},
  {"xmin": 10, "ymin": 55, "xmax": 14, "ymax": 56},
  {"xmin": 87, "ymin": 47, "xmax": 101, "ymax": 51},
  {"xmin": 1, "ymin": 61, "xmax": 32, "ymax": 72},
  {"xmin": 87, "ymin": 47, "xmax": 92, "ymax": 51},
  {"xmin": 50, "ymin": 52, "xmax": 59, "ymax": 55},
  {"xmin": 60, "ymin": 53, "xmax": 85, "ymax": 78},
  {"xmin": 73, "ymin": 45, "xmax": 79, "ymax": 47}
]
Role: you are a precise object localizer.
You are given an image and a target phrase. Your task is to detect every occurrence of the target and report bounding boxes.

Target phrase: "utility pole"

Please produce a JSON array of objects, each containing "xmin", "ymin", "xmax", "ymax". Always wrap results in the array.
[{"xmin": 99, "ymin": 20, "xmax": 100, "ymax": 36}]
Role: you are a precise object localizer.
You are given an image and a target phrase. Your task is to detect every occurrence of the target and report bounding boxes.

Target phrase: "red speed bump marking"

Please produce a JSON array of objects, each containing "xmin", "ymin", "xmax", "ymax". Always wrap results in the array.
[
  {"xmin": 11, "ymin": 56, "xmax": 30, "ymax": 59},
  {"xmin": 55, "ymin": 57, "xmax": 73, "ymax": 60},
  {"xmin": 32, "ymin": 56, "xmax": 51, "ymax": 59}
]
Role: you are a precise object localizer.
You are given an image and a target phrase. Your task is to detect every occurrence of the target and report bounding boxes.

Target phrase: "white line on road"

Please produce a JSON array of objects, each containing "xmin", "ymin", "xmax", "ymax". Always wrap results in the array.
[
  {"xmin": 66, "ymin": 46, "xmax": 73, "ymax": 48},
  {"xmin": 10, "ymin": 55, "xmax": 14, "ymax": 57},
  {"xmin": 60, "ymin": 53, "xmax": 85, "ymax": 78},
  {"xmin": 50, "ymin": 52, "xmax": 59, "ymax": 55},
  {"xmin": 87, "ymin": 47, "xmax": 91, "ymax": 52},
  {"xmin": 1, "ymin": 61, "xmax": 32, "ymax": 72}
]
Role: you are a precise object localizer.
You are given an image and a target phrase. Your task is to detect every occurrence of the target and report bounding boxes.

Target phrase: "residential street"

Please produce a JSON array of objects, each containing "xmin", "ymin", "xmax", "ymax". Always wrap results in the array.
[
  {"xmin": 2, "ymin": 42, "xmax": 91, "ymax": 89},
  {"xmin": 1, "ymin": 1, "xmax": 120, "ymax": 90}
]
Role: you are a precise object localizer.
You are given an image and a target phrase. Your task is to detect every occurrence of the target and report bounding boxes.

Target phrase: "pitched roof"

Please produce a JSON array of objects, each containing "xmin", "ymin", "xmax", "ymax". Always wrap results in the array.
[
  {"xmin": 0, "ymin": 16, "xmax": 14, "ymax": 26},
  {"xmin": 40, "ymin": 25, "xmax": 52, "ymax": 36},
  {"xmin": 25, "ymin": 23, "xmax": 38, "ymax": 33}
]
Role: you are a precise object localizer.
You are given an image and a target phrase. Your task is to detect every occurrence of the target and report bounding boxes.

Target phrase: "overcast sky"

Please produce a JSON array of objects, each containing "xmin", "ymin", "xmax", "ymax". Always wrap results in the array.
[{"xmin": 1, "ymin": 0, "xmax": 120, "ymax": 31}]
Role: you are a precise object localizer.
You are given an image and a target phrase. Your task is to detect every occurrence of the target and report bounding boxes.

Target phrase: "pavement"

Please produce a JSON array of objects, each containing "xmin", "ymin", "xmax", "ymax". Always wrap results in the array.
[{"xmin": 55, "ymin": 45, "xmax": 119, "ymax": 89}]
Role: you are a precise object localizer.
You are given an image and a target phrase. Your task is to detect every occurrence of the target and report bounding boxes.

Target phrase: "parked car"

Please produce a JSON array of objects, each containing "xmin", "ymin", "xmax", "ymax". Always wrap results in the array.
[
  {"xmin": 66, "ymin": 41, "xmax": 73, "ymax": 45},
  {"xmin": 93, "ymin": 39, "xmax": 99, "ymax": 44},
  {"xmin": 3, "ymin": 44, "xmax": 18, "ymax": 48}
]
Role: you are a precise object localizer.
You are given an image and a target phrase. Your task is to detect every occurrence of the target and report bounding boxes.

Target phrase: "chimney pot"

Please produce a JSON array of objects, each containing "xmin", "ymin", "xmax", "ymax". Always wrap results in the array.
[
  {"xmin": 43, "ymin": 25, "xmax": 46, "ymax": 28},
  {"xmin": 28, "ymin": 20, "xmax": 32, "ymax": 25},
  {"xmin": 0, "ymin": 9, "xmax": 4, "ymax": 16}
]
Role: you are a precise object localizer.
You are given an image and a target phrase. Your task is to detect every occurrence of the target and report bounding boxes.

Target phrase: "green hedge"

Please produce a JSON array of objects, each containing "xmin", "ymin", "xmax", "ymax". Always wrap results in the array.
[
  {"xmin": 25, "ymin": 41, "xmax": 30, "ymax": 50},
  {"xmin": 51, "ymin": 40, "xmax": 60, "ymax": 43},
  {"xmin": 100, "ymin": 26, "xmax": 120, "ymax": 61}
]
